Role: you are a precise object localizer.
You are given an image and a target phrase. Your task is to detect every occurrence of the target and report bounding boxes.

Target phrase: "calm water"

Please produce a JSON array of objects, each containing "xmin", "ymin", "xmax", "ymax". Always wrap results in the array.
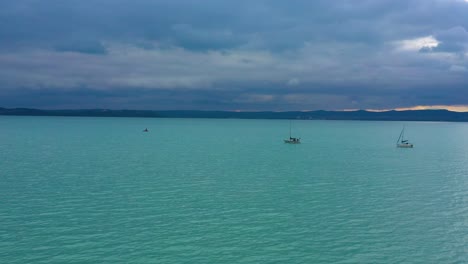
[{"xmin": 1, "ymin": 116, "xmax": 468, "ymax": 263}]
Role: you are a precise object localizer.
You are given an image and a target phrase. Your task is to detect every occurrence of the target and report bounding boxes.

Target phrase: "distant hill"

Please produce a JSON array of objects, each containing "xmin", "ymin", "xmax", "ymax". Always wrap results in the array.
[{"xmin": 1, "ymin": 107, "xmax": 468, "ymax": 122}]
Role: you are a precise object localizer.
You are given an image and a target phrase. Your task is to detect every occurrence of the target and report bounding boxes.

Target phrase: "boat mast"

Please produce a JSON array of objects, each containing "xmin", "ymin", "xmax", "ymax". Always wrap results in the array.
[
  {"xmin": 396, "ymin": 127, "xmax": 404, "ymax": 144},
  {"xmin": 289, "ymin": 120, "xmax": 292, "ymax": 138},
  {"xmin": 401, "ymin": 126, "xmax": 405, "ymax": 142}
]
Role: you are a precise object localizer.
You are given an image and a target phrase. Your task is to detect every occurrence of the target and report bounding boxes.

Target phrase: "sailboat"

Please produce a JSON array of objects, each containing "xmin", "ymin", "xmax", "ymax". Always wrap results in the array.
[
  {"xmin": 396, "ymin": 126, "xmax": 413, "ymax": 148},
  {"xmin": 284, "ymin": 121, "xmax": 301, "ymax": 144}
]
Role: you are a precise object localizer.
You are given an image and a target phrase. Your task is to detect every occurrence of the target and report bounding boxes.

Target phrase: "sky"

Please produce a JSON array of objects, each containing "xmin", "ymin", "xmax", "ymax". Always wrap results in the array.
[{"xmin": 0, "ymin": 0, "xmax": 468, "ymax": 111}]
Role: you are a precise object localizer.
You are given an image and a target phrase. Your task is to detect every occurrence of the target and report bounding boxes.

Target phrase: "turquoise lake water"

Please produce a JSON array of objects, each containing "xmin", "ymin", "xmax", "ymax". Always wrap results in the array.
[{"xmin": 1, "ymin": 116, "xmax": 468, "ymax": 263}]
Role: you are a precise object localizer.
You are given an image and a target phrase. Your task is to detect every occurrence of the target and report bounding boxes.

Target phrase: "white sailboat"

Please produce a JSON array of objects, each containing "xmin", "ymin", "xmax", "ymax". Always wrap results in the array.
[
  {"xmin": 284, "ymin": 121, "xmax": 301, "ymax": 144},
  {"xmin": 396, "ymin": 126, "xmax": 413, "ymax": 148}
]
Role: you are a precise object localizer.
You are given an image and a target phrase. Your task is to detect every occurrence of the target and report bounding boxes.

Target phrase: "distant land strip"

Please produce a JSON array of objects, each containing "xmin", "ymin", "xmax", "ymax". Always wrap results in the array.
[{"xmin": 1, "ymin": 107, "xmax": 468, "ymax": 122}]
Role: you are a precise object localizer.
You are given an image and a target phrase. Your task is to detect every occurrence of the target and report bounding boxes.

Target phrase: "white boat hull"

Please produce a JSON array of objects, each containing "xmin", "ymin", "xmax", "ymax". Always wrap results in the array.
[{"xmin": 397, "ymin": 143, "xmax": 413, "ymax": 148}]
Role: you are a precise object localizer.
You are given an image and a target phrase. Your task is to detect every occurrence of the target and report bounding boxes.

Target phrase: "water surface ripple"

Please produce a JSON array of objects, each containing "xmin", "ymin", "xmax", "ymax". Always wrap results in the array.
[{"xmin": 1, "ymin": 117, "xmax": 468, "ymax": 263}]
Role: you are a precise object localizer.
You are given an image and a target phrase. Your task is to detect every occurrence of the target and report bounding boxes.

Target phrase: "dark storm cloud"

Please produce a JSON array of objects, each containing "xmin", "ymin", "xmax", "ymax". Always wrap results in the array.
[
  {"xmin": 0, "ymin": 0, "xmax": 467, "ymax": 110},
  {"xmin": 2, "ymin": 0, "xmax": 466, "ymax": 52}
]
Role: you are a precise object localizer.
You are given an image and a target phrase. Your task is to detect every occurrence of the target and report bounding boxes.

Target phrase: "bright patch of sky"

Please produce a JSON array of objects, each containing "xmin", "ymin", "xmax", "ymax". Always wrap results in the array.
[
  {"xmin": 394, "ymin": 36, "xmax": 439, "ymax": 52},
  {"xmin": 366, "ymin": 105, "xmax": 468, "ymax": 112}
]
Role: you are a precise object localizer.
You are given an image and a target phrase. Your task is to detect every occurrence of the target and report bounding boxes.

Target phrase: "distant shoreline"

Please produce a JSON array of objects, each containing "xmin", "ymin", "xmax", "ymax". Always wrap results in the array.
[{"xmin": 1, "ymin": 107, "xmax": 468, "ymax": 122}]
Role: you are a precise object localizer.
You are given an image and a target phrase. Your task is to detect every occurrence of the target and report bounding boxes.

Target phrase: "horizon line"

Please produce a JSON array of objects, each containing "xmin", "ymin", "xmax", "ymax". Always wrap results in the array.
[{"xmin": 2, "ymin": 106, "xmax": 468, "ymax": 113}]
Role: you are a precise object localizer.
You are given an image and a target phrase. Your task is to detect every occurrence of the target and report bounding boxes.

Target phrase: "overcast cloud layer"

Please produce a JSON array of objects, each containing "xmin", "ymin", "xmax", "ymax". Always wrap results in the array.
[{"xmin": 0, "ymin": 0, "xmax": 467, "ymax": 110}]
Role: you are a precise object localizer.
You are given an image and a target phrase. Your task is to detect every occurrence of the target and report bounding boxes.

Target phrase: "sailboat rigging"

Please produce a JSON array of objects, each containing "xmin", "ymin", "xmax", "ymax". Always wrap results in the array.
[
  {"xmin": 284, "ymin": 120, "xmax": 301, "ymax": 144},
  {"xmin": 396, "ymin": 126, "xmax": 413, "ymax": 148}
]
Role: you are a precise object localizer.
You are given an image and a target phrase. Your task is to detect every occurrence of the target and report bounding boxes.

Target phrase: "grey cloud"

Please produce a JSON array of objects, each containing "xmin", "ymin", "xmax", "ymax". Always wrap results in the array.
[
  {"xmin": 55, "ymin": 41, "xmax": 107, "ymax": 55},
  {"xmin": 436, "ymin": 26, "xmax": 468, "ymax": 43},
  {"xmin": 2, "ymin": 0, "xmax": 467, "ymax": 51},
  {"xmin": 432, "ymin": 42, "xmax": 466, "ymax": 53},
  {"xmin": 417, "ymin": 26, "xmax": 468, "ymax": 54},
  {"xmin": 1, "ymin": 0, "xmax": 468, "ymax": 110}
]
